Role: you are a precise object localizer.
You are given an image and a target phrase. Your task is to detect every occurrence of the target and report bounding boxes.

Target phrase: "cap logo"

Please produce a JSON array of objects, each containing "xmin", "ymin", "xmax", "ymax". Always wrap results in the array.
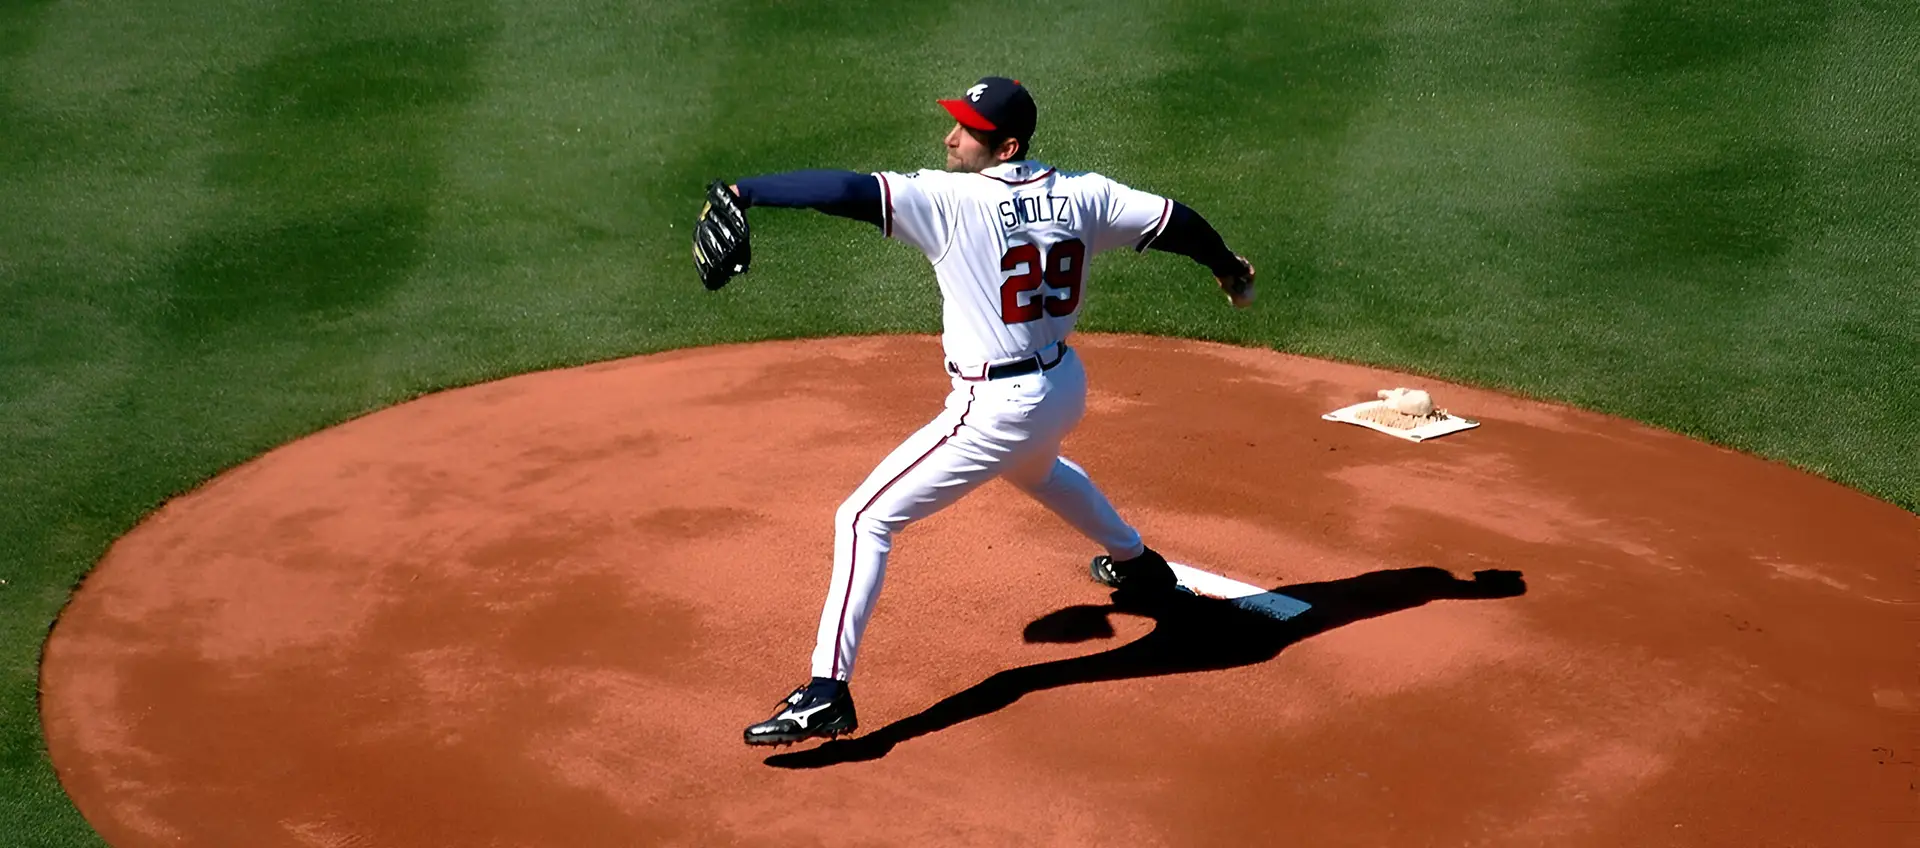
[{"xmin": 966, "ymin": 83, "xmax": 988, "ymax": 102}]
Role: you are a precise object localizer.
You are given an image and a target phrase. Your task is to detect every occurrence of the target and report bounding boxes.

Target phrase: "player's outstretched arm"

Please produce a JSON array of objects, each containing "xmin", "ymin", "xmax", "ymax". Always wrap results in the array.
[
  {"xmin": 1143, "ymin": 202, "xmax": 1255, "ymax": 308},
  {"xmin": 728, "ymin": 170, "xmax": 884, "ymax": 227}
]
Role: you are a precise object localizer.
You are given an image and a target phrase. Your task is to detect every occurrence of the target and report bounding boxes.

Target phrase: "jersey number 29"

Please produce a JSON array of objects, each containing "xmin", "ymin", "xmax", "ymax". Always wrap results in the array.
[{"xmin": 999, "ymin": 238, "xmax": 1086, "ymax": 324}]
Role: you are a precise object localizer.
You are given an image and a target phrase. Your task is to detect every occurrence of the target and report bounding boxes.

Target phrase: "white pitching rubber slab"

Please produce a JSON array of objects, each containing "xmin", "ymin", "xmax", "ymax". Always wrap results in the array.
[{"xmin": 1167, "ymin": 562, "xmax": 1312, "ymax": 621}]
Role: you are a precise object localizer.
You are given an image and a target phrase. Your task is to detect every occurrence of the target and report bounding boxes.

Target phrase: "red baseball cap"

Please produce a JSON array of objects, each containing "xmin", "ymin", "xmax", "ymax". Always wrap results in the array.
[{"xmin": 937, "ymin": 77, "xmax": 1037, "ymax": 139}]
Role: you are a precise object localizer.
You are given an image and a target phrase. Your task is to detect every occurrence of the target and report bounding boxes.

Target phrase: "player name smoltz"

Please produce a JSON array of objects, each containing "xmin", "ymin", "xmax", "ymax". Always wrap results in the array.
[{"xmin": 999, "ymin": 194, "xmax": 1073, "ymax": 231}]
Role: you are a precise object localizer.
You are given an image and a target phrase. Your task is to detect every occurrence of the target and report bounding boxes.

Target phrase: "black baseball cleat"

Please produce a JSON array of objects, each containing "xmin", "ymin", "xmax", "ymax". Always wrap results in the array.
[
  {"xmin": 744, "ymin": 677, "xmax": 857, "ymax": 746},
  {"xmin": 1090, "ymin": 546, "xmax": 1178, "ymax": 594}
]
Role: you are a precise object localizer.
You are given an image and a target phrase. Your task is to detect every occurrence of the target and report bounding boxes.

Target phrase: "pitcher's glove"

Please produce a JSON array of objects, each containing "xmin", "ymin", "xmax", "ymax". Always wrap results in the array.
[{"xmin": 693, "ymin": 180, "xmax": 750, "ymax": 291}]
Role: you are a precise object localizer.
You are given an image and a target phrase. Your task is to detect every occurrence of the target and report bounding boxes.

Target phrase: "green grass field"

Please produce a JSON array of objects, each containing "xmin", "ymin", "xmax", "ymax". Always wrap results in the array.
[{"xmin": 3, "ymin": 0, "xmax": 1914, "ymax": 843}]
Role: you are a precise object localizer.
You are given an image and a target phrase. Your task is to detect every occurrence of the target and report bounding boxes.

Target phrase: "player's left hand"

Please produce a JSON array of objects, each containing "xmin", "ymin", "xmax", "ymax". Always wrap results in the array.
[{"xmin": 1216, "ymin": 255, "xmax": 1255, "ymax": 308}]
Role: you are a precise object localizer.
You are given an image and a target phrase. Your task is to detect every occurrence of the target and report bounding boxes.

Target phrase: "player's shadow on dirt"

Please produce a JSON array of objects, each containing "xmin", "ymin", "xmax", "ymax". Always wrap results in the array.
[{"xmin": 764, "ymin": 566, "xmax": 1525, "ymax": 769}]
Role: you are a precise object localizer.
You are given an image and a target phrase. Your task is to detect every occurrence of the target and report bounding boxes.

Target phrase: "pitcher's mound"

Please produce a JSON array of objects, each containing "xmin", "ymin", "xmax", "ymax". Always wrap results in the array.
[{"xmin": 41, "ymin": 335, "xmax": 1916, "ymax": 847}]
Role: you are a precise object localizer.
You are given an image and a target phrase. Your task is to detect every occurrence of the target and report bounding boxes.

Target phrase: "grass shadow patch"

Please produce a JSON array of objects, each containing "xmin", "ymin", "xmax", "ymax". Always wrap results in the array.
[
  {"xmin": 156, "ymin": 26, "xmax": 493, "ymax": 337},
  {"xmin": 1598, "ymin": 0, "xmax": 1835, "ymax": 76},
  {"xmin": 1562, "ymin": 145, "xmax": 1803, "ymax": 283}
]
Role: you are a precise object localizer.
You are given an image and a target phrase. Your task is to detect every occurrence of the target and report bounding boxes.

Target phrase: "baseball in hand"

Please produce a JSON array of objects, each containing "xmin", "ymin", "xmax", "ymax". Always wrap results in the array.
[{"xmin": 1217, "ymin": 255, "xmax": 1255, "ymax": 308}]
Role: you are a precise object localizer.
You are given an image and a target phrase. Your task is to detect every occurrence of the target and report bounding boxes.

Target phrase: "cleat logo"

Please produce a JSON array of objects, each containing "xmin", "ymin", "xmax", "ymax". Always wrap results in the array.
[
  {"xmin": 781, "ymin": 702, "xmax": 834, "ymax": 728},
  {"xmin": 967, "ymin": 83, "xmax": 988, "ymax": 102}
]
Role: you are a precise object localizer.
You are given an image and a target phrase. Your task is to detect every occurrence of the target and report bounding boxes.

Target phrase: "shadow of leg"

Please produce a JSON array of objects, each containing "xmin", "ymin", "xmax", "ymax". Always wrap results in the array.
[{"xmin": 764, "ymin": 567, "xmax": 1526, "ymax": 769}]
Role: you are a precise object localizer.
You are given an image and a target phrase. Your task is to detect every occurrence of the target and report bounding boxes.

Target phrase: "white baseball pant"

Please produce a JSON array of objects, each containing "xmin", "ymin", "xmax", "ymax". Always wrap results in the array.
[{"xmin": 810, "ymin": 347, "xmax": 1146, "ymax": 681}]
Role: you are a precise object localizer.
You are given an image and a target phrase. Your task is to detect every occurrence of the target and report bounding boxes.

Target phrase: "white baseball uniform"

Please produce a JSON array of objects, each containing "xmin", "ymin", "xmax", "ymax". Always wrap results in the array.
[{"xmin": 811, "ymin": 160, "xmax": 1175, "ymax": 682}]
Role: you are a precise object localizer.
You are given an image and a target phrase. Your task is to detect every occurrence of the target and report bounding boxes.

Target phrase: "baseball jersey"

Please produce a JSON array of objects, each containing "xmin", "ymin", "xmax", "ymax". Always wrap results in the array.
[{"xmin": 874, "ymin": 161, "xmax": 1172, "ymax": 368}]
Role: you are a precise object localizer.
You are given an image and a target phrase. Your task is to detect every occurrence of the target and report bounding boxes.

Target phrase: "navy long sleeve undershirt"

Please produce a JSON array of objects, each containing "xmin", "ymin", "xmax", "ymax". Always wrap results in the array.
[
  {"xmin": 733, "ymin": 170, "xmax": 1242, "ymax": 276},
  {"xmin": 733, "ymin": 169, "xmax": 883, "ymax": 227},
  {"xmin": 1145, "ymin": 202, "xmax": 1245, "ymax": 278}
]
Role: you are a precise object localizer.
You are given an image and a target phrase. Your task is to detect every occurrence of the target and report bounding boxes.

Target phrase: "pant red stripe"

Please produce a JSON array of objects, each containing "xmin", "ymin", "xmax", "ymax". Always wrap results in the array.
[{"xmin": 830, "ymin": 386, "xmax": 975, "ymax": 678}]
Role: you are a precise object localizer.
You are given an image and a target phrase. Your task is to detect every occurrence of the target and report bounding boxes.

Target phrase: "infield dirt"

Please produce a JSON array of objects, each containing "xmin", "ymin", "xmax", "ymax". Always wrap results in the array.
[{"xmin": 41, "ymin": 335, "xmax": 1917, "ymax": 846}]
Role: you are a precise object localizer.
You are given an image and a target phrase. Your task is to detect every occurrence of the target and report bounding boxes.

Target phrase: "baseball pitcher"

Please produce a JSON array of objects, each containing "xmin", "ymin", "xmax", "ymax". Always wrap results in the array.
[{"xmin": 695, "ymin": 77, "xmax": 1256, "ymax": 746}]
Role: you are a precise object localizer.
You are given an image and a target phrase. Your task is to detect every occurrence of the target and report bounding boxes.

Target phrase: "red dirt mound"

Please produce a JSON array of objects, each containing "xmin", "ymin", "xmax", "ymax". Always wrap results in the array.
[{"xmin": 41, "ymin": 335, "xmax": 1917, "ymax": 846}]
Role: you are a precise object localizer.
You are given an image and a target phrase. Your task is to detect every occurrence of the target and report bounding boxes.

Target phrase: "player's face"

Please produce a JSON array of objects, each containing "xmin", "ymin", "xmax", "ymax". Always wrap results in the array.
[
  {"xmin": 944, "ymin": 123, "xmax": 994, "ymax": 172},
  {"xmin": 943, "ymin": 123, "xmax": 1017, "ymax": 172}
]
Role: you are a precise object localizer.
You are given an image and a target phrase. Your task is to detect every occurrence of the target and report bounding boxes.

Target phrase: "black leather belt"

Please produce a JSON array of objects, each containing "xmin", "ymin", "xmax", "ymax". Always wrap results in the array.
[{"xmin": 948, "ymin": 344, "xmax": 1068, "ymax": 382}]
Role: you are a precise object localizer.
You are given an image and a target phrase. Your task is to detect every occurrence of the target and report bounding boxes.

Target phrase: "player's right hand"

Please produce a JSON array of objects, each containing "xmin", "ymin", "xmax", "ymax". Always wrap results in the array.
[{"xmin": 1217, "ymin": 255, "xmax": 1255, "ymax": 308}]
